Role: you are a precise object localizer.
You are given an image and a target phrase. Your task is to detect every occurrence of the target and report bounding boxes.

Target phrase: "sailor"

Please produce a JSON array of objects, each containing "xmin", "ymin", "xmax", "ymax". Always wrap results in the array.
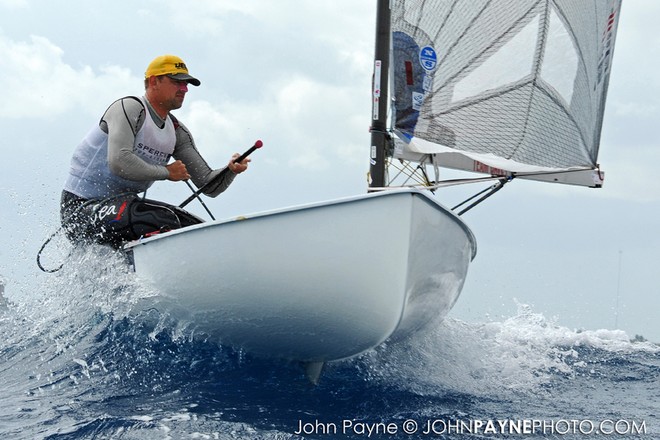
[{"xmin": 60, "ymin": 55, "xmax": 250, "ymax": 247}]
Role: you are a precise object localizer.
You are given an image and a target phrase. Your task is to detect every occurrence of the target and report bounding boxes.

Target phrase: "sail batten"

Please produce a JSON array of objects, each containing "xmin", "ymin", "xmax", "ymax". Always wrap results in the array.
[{"xmin": 390, "ymin": 0, "xmax": 621, "ymax": 181}]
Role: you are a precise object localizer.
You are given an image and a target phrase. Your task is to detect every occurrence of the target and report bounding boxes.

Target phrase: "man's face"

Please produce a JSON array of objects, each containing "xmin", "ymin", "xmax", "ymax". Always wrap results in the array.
[{"xmin": 150, "ymin": 76, "xmax": 189, "ymax": 111}]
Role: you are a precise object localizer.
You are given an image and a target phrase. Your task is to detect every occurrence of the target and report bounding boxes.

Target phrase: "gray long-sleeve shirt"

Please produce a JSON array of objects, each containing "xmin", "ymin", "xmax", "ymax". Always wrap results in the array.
[{"xmin": 65, "ymin": 95, "xmax": 235, "ymax": 199}]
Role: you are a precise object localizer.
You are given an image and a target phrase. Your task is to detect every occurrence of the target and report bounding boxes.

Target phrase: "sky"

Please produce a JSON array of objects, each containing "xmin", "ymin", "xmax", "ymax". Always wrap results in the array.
[{"xmin": 0, "ymin": 0, "xmax": 658, "ymax": 342}]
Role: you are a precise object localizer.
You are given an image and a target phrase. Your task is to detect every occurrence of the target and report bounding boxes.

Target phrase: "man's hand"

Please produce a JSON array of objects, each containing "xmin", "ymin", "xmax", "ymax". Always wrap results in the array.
[
  {"xmin": 228, "ymin": 153, "xmax": 250, "ymax": 174},
  {"xmin": 166, "ymin": 160, "xmax": 191, "ymax": 181}
]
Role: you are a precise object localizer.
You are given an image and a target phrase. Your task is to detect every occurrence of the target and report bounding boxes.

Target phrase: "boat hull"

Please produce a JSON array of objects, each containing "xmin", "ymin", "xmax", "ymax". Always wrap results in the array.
[{"xmin": 125, "ymin": 189, "xmax": 476, "ymax": 362}]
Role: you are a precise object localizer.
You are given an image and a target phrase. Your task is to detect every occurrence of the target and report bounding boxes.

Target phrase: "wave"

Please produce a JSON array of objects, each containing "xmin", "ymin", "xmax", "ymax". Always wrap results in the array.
[
  {"xmin": 3, "ymin": 247, "xmax": 657, "ymax": 395},
  {"xmin": 354, "ymin": 302, "xmax": 658, "ymax": 398},
  {"xmin": 1, "ymin": 248, "xmax": 657, "ymax": 438}
]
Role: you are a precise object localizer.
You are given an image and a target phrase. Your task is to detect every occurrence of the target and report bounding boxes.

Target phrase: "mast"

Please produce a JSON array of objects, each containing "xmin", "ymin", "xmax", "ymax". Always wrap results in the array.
[{"xmin": 368, "ymin": 0, "xmax": 391, "ymax": 190}]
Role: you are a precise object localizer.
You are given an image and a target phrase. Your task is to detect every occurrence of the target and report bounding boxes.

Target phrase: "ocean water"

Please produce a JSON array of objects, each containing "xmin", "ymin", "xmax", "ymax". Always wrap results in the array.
[{"xmin": 0, "ymin": 247, "xmax": 658, "ymax": 440}]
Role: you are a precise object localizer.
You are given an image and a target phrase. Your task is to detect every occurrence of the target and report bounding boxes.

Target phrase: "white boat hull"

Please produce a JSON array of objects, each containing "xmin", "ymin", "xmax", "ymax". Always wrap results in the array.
[{"xmin": 125, "ymin": 189, "xmax": 476, "ymax": 362}]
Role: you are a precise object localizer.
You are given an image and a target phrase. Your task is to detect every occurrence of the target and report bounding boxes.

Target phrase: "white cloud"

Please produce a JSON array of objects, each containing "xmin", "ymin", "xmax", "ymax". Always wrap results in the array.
[
  {"xmin": 0, "ymin": 0, "xmax": 27, "ymax": 8},
  {"xmin": 270, "ymin": 74, "xmax": 369, "ymax": 169},
  {"xmin": 0, "ymin": 34, "xmax": 139, "ymax": 119},
  {"xmin": 158, "ymin": 0, "xmax": 292, "ymax": 37},
  {"xmin": 178, "ymin": 72, "xmax": 369, "ymax": 172},
  {"xmin": 161, "ymin": 0, "xmax": 373, "ymax": 40}
]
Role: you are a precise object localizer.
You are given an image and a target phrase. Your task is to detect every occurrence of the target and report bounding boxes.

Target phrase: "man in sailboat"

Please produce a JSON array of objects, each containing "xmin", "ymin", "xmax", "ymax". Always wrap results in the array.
[{"xmin": 60, "ymin": 54, "xmax": 250, "ymax": 247}]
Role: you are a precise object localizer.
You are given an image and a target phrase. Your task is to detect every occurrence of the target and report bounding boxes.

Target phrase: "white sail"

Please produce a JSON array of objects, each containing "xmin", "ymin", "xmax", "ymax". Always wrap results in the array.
[{"xmin": 390, "ymin": 0, "xmax": 621, "ymax": 185}]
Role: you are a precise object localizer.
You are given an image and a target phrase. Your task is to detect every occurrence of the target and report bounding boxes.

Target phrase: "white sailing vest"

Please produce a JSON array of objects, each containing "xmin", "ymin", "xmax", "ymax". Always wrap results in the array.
[{"xmin": 64, "ymin": 97, "xmax": 176, "ymax": 199}]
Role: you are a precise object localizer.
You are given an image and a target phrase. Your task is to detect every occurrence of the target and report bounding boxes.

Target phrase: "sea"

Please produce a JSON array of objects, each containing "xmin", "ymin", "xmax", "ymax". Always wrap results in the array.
[{"xmin": 0, "ymin": 246, "xmax": 658, "ymax": 440}]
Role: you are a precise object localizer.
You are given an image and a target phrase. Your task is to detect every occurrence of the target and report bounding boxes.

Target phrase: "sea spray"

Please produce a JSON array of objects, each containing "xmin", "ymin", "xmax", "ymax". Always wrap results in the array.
[{"xmin": 1, "ymin": 255, "xmax": 657, "ymax": 439}]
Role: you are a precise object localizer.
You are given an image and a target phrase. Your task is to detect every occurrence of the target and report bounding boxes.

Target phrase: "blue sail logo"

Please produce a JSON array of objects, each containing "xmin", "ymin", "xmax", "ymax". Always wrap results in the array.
[{"xmin": 419, "ymin": 46, "xmax": 438, "ymax": 72}]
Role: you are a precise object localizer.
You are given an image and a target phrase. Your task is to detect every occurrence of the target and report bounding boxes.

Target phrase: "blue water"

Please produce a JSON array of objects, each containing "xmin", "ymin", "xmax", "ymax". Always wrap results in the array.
[{"xmin": 1, "ymin": 247, "xmax": 658, "ymax": 439}]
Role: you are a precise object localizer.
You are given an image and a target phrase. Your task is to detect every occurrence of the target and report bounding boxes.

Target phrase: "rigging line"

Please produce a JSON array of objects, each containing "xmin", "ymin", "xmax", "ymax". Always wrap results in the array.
[
  {"xmin": 507, "ymin": 166, "xmax": 595, "ymax": 179},
  {"xmin": 386, "ymin": 160, "xmax": 411, "ymax": 183},
  {"xmin": 398, "ymin": 167, "xmax": 429, "ymax": 186},
  {"xmin": 415, "ymin": 157, "xmax": 433, "ymax": 187},
  {"xmin": 386, "ymin": 159, "xmax": 412, "ymax": 184},
  {"xmin": 430, "ymin": 175, "xmax": 510, "ymax": 189},
  {"xmin": 451, "ymin": 184, "xmax": 498, "ymax": 211},
  {"xmin": 456, "ymin": 178, "xmax": 510, "ymax": 216},
  {"xmin": 388, "ymin": 160, "xmax": 430, "ymax": 186},
  {"xmin": 390, "ymin": 153, "xmax": 436, "ymax": 184},
  {"xmin": 369, "ymin": 174, "xmax": 509, "ymax": 192}
]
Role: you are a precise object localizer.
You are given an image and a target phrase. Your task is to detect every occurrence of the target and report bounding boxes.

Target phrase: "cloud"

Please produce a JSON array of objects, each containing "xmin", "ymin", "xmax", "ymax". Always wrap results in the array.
[
  {"xmin": 0, "ymin": 34, "xmax": 139, "ymax": 119},
  {"xmin": 0, "ymin": 0, "xmax": 27, "ymax": 8},
  {"xmin": 161, "ymin": 0, "xmax": 373, "ymax": 45},
  {"xmin": 161, "ymin": 1, "xmax": 256, "ymax": 36},
  {"xmin": 177, "ymin": 72, "xmax": 370, "ymax": 172}
]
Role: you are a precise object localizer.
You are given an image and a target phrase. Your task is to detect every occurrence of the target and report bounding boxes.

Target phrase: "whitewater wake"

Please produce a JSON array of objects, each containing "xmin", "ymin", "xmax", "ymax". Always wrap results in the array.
[{"xmin": 0, "ymin": 247, "xmax": 657, "ymax": 439}]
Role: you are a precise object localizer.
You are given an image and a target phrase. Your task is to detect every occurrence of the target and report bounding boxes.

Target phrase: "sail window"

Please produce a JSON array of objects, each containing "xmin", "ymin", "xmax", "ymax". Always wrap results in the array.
[
  {"xmin": 540, "ymin": 8, "xmax": 579, "ymax": 105},
  {"xmin": 452, "ymin": 15, "xmax": 539, "ymax": 103}
]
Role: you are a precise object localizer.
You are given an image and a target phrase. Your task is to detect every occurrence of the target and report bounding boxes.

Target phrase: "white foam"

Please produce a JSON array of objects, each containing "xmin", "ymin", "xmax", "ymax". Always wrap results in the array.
[{"xmin": 358, "ymin": 302, "xmax": 658, "ymax": 397}]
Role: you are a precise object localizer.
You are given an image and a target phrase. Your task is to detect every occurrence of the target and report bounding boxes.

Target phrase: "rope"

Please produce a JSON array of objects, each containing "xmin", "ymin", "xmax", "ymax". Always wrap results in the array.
[
  {"xmin": 368, "ymin": 174, "xmax": 509, "ymax": 192},
  {"xmin": 36, "ymin": 226, "xmax": 67, "ymax": 273},
  {"xmin": 455, "ymin": 178, "xmax": 510, "ymax": 216},
  {"xmin": 36, "ymin": 193, "xmax": 135, "ymax": 273}
]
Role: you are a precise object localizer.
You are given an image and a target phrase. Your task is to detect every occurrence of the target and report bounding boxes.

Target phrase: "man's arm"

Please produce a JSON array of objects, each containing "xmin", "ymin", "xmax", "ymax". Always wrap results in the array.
[
  {"xmin": 172, "ymin": 120, "xmax": 237, "ymax": 197},
  {"xmin": 104, "ymin": 98, "xmax": 170, "ymax": 182}
]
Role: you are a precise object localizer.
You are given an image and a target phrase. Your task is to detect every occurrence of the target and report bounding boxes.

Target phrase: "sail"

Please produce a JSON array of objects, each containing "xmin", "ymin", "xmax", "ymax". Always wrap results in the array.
[{"xmin": 390, "ymin": 0, "xmax": 621, "ymax": 179}]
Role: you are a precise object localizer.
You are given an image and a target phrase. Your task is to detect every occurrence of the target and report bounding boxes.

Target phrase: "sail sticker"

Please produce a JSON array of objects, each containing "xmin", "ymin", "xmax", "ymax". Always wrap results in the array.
[
  {"xmin": 412, "ymin": 92, "xmax": 424, "ymax": 111},
  {"xmin": 419, "ymin": 46, "xmax": 438, "ymax": 72},
  {"xmin": 596, "ymin": 8, "xmax": 617, "ymax": 88},
  {"xmin": 405, "ymin": 61, "xmax": 414, "ymax": 85},
  {"xmin": 423, "ymin": 75, "xmax": 433, "ymax": 92},
  {"xmin": 473, "ymin": 161, "xmax": 505, "ymax": 176},
  {"xmin": 373, "ymin": 60, "xmax": 382, "ymax": 120}
]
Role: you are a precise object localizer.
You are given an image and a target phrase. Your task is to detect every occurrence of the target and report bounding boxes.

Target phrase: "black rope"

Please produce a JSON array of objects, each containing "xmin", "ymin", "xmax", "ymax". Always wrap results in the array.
[
  {"xmin": 36, "ymin": 227, "xmax": 67, "ymax": 273},
  {"xmin": 452, "ymin": 184, "xmax": 497, "ymax": 211},
  {"xmin": 36, "ymin": 193, "xmax": 135, "ymax": 273},
  {"xmin": 453, "ymin": 177, "xmax": 511, "ymax": 216}
]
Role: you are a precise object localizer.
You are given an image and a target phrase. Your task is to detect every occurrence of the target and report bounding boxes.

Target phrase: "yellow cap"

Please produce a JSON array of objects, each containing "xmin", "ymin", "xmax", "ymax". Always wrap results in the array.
[{"xmin": 145, "ymin": 55, "xmax": 201, "ymax": 86}]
